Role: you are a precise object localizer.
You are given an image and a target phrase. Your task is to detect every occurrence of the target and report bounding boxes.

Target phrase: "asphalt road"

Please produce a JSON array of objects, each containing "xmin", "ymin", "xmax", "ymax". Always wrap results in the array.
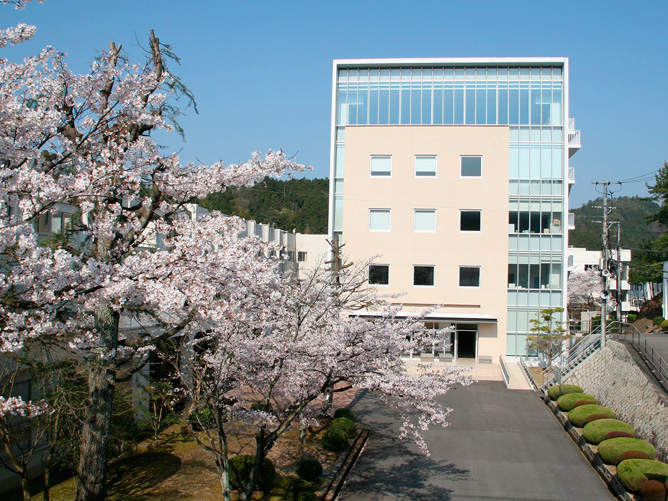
[
  {"xmin": 642, "ymin": 333, "xmax": 668, "ymax": 360},
  {"xmin": 339, "ymin": 381, "xmax": 612, "ymax": 501}
]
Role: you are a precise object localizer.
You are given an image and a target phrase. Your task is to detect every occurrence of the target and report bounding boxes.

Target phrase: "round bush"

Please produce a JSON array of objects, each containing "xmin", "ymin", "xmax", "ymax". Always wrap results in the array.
[
  {"xmin": 557, "ymin": 393, "xmax": 597, "ymax": 412},
  {"xmin": 322, "ymin": 428, "xmax": 348, "ymax": 452},
  {"xmin": 584, "ymin": 413, "xmax": 615, "ymax": 425},
  {"xmin": 606, "ymin": 430, "xmax": 635, "ymax": 440},
  {"xmin": 285, "ymin": 479, "xmax": 316, "ymax": 501},
  {"xmin": 330, "ymin": 417, "xmax": 356, "ymax": 439},
  {"xmin": 638, "ymin": 480, "xmax": 667, "ymax": 501},
  {"xmin": 662, "ymin": 320, "xmax": 668, "ymax": 332},
  {"xmin": 547, "ymin": 384, "xmax": 583, "ymax": 401},
  {"xmin": 617, "ymin": 459, "xmax": 668, "ymax": 493},
  {"xmin": 598, "ymin": 437, "xmax": 656, "ymax": 465},
  {"xmin": 620, "ymin": 450, "xmax": 654, "ymax": 462},
  {"xmin": 582, "ymin": 419, "xmax": 635, "ymax": 444},
  {"xmin": 296, "ymin": 457, "xmax": 323, "ymax": 482},
  {"xmin": 189, "ymin": 408, "xmax": 216, "ymax": 431},
  {"xmin": 654, "ymin": 316, "xmax": 665, "ymax": 327},
  {"xmin": 627, "ymin": 313, "xmax": 637, "ymax": 323},
  {"xmin": 334, "ymin": 408, "xmax": 355, "ymax": 422},
  {"xmin": 569, "ymin": 405, "xmax": 616, "ymax": 427},
  {"xmin": 229, "ymin": 454, "xmax": 276, "ymax": 492}
]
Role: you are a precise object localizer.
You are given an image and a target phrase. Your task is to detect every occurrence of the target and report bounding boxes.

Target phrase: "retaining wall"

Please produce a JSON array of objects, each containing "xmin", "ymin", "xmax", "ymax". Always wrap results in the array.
[{"xmin": 564, "ymin": 340, "xmax": 668, "ymax": 461}]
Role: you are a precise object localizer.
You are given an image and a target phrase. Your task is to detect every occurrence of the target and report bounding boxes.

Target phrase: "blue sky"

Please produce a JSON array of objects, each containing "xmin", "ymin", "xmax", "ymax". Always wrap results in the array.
[{"xmin": 4, "ymin": 0, "xmax": 667, "ymax": 207}]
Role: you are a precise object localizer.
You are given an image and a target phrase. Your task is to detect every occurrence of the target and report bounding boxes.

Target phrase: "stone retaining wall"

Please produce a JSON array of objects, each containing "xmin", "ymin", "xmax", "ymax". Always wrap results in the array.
[{"xmin": 564, "ymin": 341, "xmax": 668, "ymax": 461}]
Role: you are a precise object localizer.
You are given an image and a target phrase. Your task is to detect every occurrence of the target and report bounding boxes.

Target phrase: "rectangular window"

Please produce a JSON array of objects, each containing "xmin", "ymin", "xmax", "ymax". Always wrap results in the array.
[
  {"xmin": 460, "ymin": 210, "xmax": 481, "ymax": 232},
  {"xmin": 459, "ymin": 266, "xmax": 480, "ymax": 287},
  {"xmin": 414, "ymin": 266, "xmax": 435, "ymax": 286},
  {"xmin": 369, "ymin": 209, "xmax": 391, "ymax": 232},
  {"xmin": 414, "ymin": 209, "xmax": 436, "ymax": 232},
  {"xmin": 415, "ymin": 155, "xmax": 437, "ymax": 177},
  {"xmin": 461, "ymin": 156, "xmax": 482, "ymax": 177},
  {"xmin": 370, "ymin": 155, "xmax": 392, "ymax": 177},
  {"xmin": 297, "ymin": 251, "xmax": 307, "ymax": 262},
  {"xmin": 369, "ymin": 264, "xmax": 389, "ymax": 285}
]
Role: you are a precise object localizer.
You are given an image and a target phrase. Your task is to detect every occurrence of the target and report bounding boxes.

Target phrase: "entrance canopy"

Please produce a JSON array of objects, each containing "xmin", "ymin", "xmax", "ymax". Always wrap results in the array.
[{"xmin": 352, "ymin": 310, "xmax": 497, "ymax": 324}]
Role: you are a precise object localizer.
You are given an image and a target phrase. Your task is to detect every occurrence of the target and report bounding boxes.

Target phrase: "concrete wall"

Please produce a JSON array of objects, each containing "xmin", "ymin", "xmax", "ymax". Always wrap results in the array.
[{"xmin": 564, "ymin": 341, "xmax": 668, "ymax": 461}]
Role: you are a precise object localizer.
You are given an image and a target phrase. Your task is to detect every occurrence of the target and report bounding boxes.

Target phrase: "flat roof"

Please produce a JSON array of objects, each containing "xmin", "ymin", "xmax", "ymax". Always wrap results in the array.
[{"xmin": 334, "ymin": 57, "xmax": 567, "ymax": 68}]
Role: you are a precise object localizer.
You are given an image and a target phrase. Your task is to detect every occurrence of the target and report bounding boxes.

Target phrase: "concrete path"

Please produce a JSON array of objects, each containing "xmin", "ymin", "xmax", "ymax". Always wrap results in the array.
[{"xmin": 339, "ymin": 381, "xmax": 612, "ymax": 501}]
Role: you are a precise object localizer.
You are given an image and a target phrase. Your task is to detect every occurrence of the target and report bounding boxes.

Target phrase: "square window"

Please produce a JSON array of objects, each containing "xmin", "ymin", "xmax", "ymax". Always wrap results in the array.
[
  {"xmin": 370, "ymin": 155, "xmax": 392, "ymax": 177},
  {"xmin": 414, "ymin": 209, "xmax": 436, "ymax": 232},
  {"xmin": 414, "ymin": 266, "xmax": 435, "ymax": 286},
  {"xmin": 369, "ymin": 209, "xmax": 391, "ymax": 231},
  {"xmin": 369, "ymin": 265, "xmax": 389, "ymax": 285},
  {"xmin": 298, "ymin": 251, "xmax": 307, "ymax": 262},
  {"xmin": 461, "ymin": 156, "xmax": 482, "ymax": 177},
  {"xmin": 460, "ymin": 210, "xmax": 481, "ymax": 232},
  {"xmin": 459, "ymin": 267, "xmax": 480, "ymax": 287},
  {"xmin": 415, "ymin": 155, "xmax": 437, "ymax": 177}
]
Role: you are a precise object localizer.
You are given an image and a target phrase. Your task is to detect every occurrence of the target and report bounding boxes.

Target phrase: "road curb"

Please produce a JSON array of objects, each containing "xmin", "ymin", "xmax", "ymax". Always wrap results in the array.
[{"xmin": 319, "ymin": 426, "xmax": 372, "ymax": 501}]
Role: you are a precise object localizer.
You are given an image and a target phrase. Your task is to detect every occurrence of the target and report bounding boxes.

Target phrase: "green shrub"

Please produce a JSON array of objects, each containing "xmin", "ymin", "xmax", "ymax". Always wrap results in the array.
[
  {"xmin": 189, "ymin": 407, "xmax": 216, "ymax": 431},
  {"xmin": 662, "ymin": 320, "xmax": 668, "ymax": 331},
  {"xmin": 620, "ymin": 450, "xmax": 654, "ymax": 462},
  {"xmin": 569, "ymin": 405, "xmax": 616, "ymax": 427},
  {"xmin": 334, "ymin": 408, "xmax": 355, "ymax": 422},
  {"xmin": 322, "ymin": 428, "xmax": 348, "ymax": 452},
  {"xmin": 330, "ymin": 417, "xmax": 356, "ymax": 439},
  {"xmin": 557, "ymin": 393, "xmax": 597, "ymax": 411},
  {"xmin": 617, "ymin": 459, "xmax": 668, "ymax": 493},
  {"xmin": 229, "ymin": 454, "xmax": 276, "ymax": 492},
  {"xmin": 598, "ymin": 437, "xmax": 656, "ymax": 465},
  {"xmin": 582, "ymin": 419, "xmax": 635, "ymax": 444},
  {"xmin": 547, "ymin": 384, "xmax": 583, "ymax": 401},
  {"xmin": 654, "ymin": 316, "xmax": 665, "ymax": 326},
  {"xmin": 296, "ymin": 457, "xmax": 323, "ymax": 482},
  {"xmin": 637, "ymin": 480, "xmax": 667, "ymax": 501},
  {"xmin": 627, "ymin": 313, "xmax": 637, "ymax": 323},
  {"xmin": 584, "ymin": 413, "xmax": 614, "ymax": 425},
  {"xmin": 285, "ymin": 479, "xmax": 316, "ymax": 501},
  {"xmin": 606, "ymin": 430, "xmax": 635, "ymax": 440}
]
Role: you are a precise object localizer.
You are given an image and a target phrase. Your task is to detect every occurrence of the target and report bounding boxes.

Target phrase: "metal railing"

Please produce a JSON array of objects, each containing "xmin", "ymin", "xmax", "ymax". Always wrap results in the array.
[
  {"xmin": 610, "ymin": 322, "xmax": 668, "ymax": 395},
  {"xmin": 540, "ymin": 330, "xmax": 603, "ymax": 390}
]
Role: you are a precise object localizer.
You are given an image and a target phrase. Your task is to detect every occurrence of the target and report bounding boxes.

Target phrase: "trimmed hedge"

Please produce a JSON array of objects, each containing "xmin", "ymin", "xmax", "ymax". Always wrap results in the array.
[
  {"xmin": 330, "ymin": 417, "xmax": 356, "ymax": 439},
  {"xmin": 296, "ymin": 457, "xmax": 323, "ymax": 482},
  {"xmin": 582, "ymin": 419, "xmax": 635, "ymax": 444},
  {"xmin": 638, "ymin": 480, "xmax": 667, "ymax": 501},
  {"xmin": 617, "ymin": 459, "xmax": 668, "ymax": 493},
  {"xmin": 285, "ymin": 479, "xmax": 317, "ymax": 501},
  {"xmin": 547, "ymin": 384, "xmax": 583, "ymax": 401},
  {"xmin": 322, "ymin": 428, "xmax": 348, "ymax": 452},
  {"xmin": 568, "ymin": 405, "xmax": 616, "ymax": 427},
  {"xmin": 557, "ymin": 393, "xmax": 597, "ymax": 411},
  {"xmin": 598, "ymin": 437, "xmax": 656, "ymax": 465},
  {"xmin": 229, "ymin": 455, "xmax": 276, "ymax": 492},
  {"xmin": 334, "ymin": 408, "xmax": 355, "ymax": 422}
]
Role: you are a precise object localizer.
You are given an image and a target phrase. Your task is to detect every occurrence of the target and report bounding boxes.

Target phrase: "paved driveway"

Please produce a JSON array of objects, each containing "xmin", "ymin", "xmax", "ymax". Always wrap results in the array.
[
  {"xmin": 339, "ymin": 381, "xmax": 612, "ymax": 500},
  {"xmin": 643, "ymin": 333, "xmax": 668, "ymax": 360}
]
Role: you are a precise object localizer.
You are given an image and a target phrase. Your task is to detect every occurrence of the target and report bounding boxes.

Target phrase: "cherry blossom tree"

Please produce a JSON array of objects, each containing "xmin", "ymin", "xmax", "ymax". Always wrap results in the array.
[
  {"xmin": 166, "ymin": 259, "xmax": 474, "ymax": 501},
  {"xmin": 0, "ymin": 4, "xmax": 305, "ymax": 499},
  {"xmin": 567, "ymin": 270, "xmax": 603, "ymax": 309}
]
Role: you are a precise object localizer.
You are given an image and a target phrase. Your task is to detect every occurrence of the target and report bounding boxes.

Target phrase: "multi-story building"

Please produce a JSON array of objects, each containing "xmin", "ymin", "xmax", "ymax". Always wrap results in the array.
[{"xmin": 328, "ymin": 58, "xmax": 581, "ymax": 362}]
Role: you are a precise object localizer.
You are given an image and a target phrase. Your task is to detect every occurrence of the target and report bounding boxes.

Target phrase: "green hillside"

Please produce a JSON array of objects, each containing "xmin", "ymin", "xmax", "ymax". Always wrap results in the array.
[{"xmin": 200, "ymin": 177, "xmax": 329, "ymax": 234}]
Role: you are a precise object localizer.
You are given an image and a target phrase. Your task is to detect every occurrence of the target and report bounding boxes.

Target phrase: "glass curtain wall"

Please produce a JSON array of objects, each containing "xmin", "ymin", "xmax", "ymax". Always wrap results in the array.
[{"xmin": 332, "ymin": 63, "xmax": 566, "ymax": 356}]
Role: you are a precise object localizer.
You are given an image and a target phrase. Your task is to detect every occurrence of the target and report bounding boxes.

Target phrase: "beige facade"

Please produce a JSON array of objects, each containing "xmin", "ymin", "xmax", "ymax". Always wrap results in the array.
[{"xmin": 342, "ymin": 125, "xmax": 509, "ymax": 362}]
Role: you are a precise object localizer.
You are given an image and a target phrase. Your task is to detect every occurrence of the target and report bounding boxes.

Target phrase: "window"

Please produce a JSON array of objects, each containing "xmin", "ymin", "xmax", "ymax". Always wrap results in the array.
[
  {"xmin": 297, "ymin": 251, "xmax": 307, "ymax": 262},
  {"xmin": 370, "ymin": 155, "xmax": 392, "ymax": 177},
  {"xmin": 414, "ymin": 266, "xmax": 435, "ymax": 286},
  {"xmin": 459, "ymin": 267, "xmax": 480, "ymax": 287},
  {"xmin": 415, "ymin": 155, "xmax": 437, "ymax": 177},
  {"xmin": 369, "ymin": 209, "xmax": 391, "ymax": 232},
  {"xmin": 460, "ymin": 210, "xmax": 481, "ymax": 232},
  {"xmin": 369, "ymin": 265, "xmax": 389, "ymax": 285},
  {"xmin": 414, "ymin": 209, "xmax": 436, "ymax": 232},
  {"xmin": 461, "ymin": 156, "xmax": 482, "ymax": 177}
]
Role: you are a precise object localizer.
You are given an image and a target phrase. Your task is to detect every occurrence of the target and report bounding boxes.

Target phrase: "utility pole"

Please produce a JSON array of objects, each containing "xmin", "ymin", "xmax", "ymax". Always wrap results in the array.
[
  {"xmin": 593, "ymin": 180, "xmax": 621, "ymax": 348},
  {"xmin": 613, "ymin": 222, "xmax": 622, "ymax": 323}
]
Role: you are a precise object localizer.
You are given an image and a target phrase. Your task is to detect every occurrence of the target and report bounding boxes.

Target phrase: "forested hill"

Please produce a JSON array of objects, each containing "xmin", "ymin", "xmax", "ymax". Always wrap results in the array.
[
  {"xmin": 570, "ymin": 196, "xmax": 661, "ymax": 250},
  {"xmin": 200, "ymin": 177, "xmax": 329, "ymax": 234}
]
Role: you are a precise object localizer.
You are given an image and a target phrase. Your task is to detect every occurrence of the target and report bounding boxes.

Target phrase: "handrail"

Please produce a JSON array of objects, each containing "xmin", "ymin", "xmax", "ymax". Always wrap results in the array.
[
  {"xmin": 499, "ymin": 356, "xmax": 510, "ymax": 387},
  {"xmin": 518, "ymin": 356, "xmax": 539, "ymax": 391},
  {"xmin": 609, "ymin": 322, "xmax": 668, "ymax": 395},
  {"xmin": 540, "ymin": 329, "xmax": 604, "ymax": 390}
]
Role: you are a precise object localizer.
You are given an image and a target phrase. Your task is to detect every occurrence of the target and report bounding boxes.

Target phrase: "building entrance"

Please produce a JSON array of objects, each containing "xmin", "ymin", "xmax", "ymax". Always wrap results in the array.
[{"xmin": 456, "ymin": 324, "xmax": 478, "ymax": 360}]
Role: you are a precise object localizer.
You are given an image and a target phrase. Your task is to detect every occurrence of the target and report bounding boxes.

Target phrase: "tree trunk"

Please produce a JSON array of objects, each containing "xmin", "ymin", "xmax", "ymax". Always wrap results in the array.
[
  {"xmin": 43, "ymin": 465, "xmax": 50, "ymax": 501},
  {"xmin": 20, "ymin": 474, "xmax": 31, "ymax": 501},
  {"xmin": 76, "ymin": 305, "xmax": 119, "ymax": 501}
]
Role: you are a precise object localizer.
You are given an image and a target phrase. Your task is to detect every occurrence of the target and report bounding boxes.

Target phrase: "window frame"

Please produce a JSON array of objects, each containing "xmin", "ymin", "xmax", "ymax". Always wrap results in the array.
[
  {"xmin": 460, "ymin": 209, "xmax": 482, "ymax": 233},
  {"xmin": 368, "ymin": 208, "xmax": 391, "ymax": 232},
  {"xmin": 414, "ymin": 209, "xmax": 437, "ymax": 233},
  {"xmin": 459, "ymin": 266, "xmax": 481, "ymax": 288},
  {"xmin": 460, "ymin": 155, "xmax": 483, "ymax": 178},
  {"xmin": 414, "ymin": 155, "xmax": 437, "ymax": 178},
  {"xmin": 413, "ymin": 265, "xmax": 435, "ymax": 287},
  {"xmin": 370, "ymin": 155, "xmax": 393, "ymax": 177},
  {"xmin": 368, "ymin": 264, "xmax": 390, "ymax": 286}
]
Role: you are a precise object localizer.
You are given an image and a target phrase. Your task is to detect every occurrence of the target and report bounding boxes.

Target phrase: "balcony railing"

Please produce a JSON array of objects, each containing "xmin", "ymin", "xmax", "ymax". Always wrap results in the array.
[
  {"xmin": 568, "ymin": 118, "xmax": 581, "ymax": 153},
  {"xmin": 568, "ymin": 166, "xmax": 575, "ymax": 184},
  {"xmin": 568, "ymin": 212, "xmax": 575, "ymax": 230}
]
